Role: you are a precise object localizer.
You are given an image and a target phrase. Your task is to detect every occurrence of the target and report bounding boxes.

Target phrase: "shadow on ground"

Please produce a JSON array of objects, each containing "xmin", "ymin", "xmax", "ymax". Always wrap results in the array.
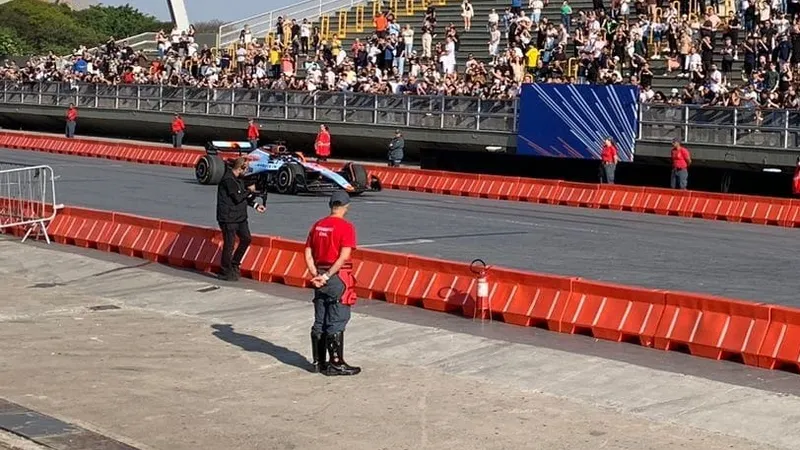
[{"xmin": 211, "ymin": 324, "xmax": 314, "ymax": 373}]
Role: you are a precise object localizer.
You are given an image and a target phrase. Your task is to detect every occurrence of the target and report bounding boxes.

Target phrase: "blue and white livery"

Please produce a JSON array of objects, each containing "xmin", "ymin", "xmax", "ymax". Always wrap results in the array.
[{"xmin": 195, "ymin": 141, "xmax": 382, "ymax": 197}]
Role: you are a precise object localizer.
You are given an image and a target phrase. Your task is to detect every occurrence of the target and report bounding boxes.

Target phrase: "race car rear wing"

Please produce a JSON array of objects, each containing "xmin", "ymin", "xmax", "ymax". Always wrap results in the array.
[{"xmin": 205, "ymin": 141, "xmax": 255, "ymax": 156}]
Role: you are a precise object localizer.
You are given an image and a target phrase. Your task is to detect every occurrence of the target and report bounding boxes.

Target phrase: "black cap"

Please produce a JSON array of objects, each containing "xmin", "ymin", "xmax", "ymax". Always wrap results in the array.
[{"xmin": 329, "ymin": 191, "xmax": 351, "ymax": 208}]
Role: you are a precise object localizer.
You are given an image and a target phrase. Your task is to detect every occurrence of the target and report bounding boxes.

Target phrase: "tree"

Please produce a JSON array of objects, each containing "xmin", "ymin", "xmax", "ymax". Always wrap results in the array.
[
  {"xmin": 0, "ymin": 0, "xmax": 171, "ymax": 56},
  {"xmin": 0, "ymin": 27, "xmax": 27, "ymax": 58},
  {"xmin": 73, "ymin": 4, "xmax": 170, "ymax": 40}
]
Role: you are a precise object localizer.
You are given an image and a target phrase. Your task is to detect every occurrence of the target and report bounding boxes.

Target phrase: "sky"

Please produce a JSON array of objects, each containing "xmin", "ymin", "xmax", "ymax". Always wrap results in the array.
[{"xmin": 96, "ymin": 0, "xmax": 293, "ymax": 23}]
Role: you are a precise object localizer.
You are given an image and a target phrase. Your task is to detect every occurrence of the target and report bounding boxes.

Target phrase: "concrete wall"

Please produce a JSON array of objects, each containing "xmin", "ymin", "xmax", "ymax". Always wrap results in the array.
[
  {"xmin": 0, "ymin": 103, "xmax": 515, "ymax": 161},
  {"xmin": 0, "ymin": 102, "xmax": 797, "ymax": 172}
]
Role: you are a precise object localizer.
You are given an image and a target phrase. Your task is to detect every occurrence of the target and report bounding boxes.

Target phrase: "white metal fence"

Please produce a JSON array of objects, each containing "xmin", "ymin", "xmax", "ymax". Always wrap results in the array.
[
  {"xmin": 0, "ymin": 163, "xmax": 59, "ymax": 244},
  {"xmin": 217, "ymin": 0, "xmax": 364, "ymax": 48}
]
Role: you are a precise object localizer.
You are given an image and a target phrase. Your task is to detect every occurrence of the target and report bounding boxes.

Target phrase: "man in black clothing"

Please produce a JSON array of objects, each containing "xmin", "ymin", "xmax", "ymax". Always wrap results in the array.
[{"xmin": 217, "ymin": 157, "xmax": 266, "ymax": 281}]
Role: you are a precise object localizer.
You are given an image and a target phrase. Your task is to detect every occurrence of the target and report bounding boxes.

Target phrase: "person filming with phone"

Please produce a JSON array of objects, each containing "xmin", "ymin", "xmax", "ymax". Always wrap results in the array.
[{"xmin": 216, "ymin": 157, "xmax": 266, "ymax": 281}]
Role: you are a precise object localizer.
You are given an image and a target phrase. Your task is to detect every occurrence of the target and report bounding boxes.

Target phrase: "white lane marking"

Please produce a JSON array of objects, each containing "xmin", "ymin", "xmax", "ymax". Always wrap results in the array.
[{"xmin": 360, "ymin": 239, "xmax": 435, "ymax": 248}]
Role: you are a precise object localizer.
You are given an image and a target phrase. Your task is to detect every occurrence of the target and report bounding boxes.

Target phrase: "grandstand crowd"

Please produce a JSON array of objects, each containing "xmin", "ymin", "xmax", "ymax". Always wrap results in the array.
[{"xmin": 3, "ymin": 0, "xmax": 800, "ymax": 108}]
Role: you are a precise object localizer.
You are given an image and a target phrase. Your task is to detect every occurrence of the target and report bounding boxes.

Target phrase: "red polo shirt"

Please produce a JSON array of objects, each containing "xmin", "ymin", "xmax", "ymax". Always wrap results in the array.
[
  {"xmin": 305, "ymin": 216, "xmax": 356, "ymax": 266},
  {"xmin": 171, "ymin": 117, "xmax": 185, "ymax": 133},
  {"xmin": 671, "ymin": 146, "xmax": 691, "ymax": 170},
  {"xmin": 600, "ymin": 144, "xmax": 617, "ymax": 163},
  {"xmin": 66, "ymin": 107, "xmax": 77, "ymax": 122},
  {"xmin": 247, "ymin": 123, "xmax": 259, "ymax": 140}
]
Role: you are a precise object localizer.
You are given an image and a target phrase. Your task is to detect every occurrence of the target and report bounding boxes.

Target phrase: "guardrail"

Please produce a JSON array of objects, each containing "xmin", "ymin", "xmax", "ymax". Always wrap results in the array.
[
  {"xmin": 639, "ymin": 103, "xmax": 800, "ymax": 151},
  {"xmin": 218, "ymin": 0, "xmax": 363, "ymax": 48},
  {"xmin": 0, "ymin": 81, "xmax": 518, "ymax": 133},
  {"xmin": 4, "ymin": 81, "xmax": 800, "ymax": 150}
]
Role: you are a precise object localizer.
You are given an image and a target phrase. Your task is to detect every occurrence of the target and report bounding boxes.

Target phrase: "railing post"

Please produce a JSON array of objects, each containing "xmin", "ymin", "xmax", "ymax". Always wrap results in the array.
[
  {"xmin": 37, "ymin": 82, "xmax": 42, "ymax": 105},
  {"xmin": 374, "ymin": 94, "xmax": 378, "ymax": 124},
  {"xmin": 476, "ymin": 98, "xmax": 481, "ymax": 131},
  {"xmin": 257, "ymin": 90, "xmax": 262, "ymax": 118},
  {"xmin": 312, "ymin": 91, "xmax": 317, "ymax": 121},
  {"xmin": 512, "ymin": 98, "xmax": 518, "ymax": 132},
  {"xmin": 284, "ymin": 91, "xmax": 289, "ymax": 120},
  {"xmin": 342, "ymin": 92, "xmax": 347, "ymax": 122},
  {"xmin": 158, "ymin": 85, "xmax": 163, "ymax": 112},
  {"xmin": 182, "ymin": 87, "xmax": 187, "ymax": 114},
  {"xmin": 55, "ymin": 82, "xmax": 59, "ymax": 107},
  {"xmin": 637, "ymin": 103, "xmax": 642, "ymax": 139},
  {"xmin": 732, "ymin": 108, "xmax": 738, "ymax": 146},
  {"xmin": 115, "ymin": 85, "xmax": 120, "ymax": 109},
  {"xmin": 206, "ymin": 89, "xmax": 211, "ymax": 115},
  {"xmin": 785, "ymin": 110, "xmax": 790, "ymax": 149},
  {"xmin": 683, "ymin": 105, "xmax": 689, "ymax": 143},
  {"xmin": 440, "ymin": 95, "xmax": 445, "ymax": 129},
  {"xmin": 136, "ymin": 85, "xmax": 141, "ymax": 111},
  {"xmin": 406, "ymin": 96, "xmax": 410, "ymax": 127},
  {"xmin": 231, "ymin": 89, "xmax": 236, "ymax": 116},
  {"xmin": 94, "ymin": 84, "xmax": 99, "ymax": 109}
]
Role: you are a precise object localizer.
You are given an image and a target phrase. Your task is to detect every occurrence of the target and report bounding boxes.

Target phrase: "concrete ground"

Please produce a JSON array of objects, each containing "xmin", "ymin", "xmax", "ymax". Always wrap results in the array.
[{"xmin": 1, "ymin": 238, "xmax": 800, "ymax": 449}]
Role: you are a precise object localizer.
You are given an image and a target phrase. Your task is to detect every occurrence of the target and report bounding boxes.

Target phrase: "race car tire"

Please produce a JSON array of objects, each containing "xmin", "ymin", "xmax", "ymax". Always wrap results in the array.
[
  {"xmin": 341, "ymin": 162, "xmax": 369, "ymax": 188},
  {"xmin": 275, "ymin": 163, "xmax": 304, "ymax": 194},
  {"xmin": 195, "ymin": 155, "xmax": 226, "ymax": 185}
]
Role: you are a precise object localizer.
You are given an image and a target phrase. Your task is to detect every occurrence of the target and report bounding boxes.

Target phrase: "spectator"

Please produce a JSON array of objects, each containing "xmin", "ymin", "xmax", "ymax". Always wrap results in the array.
[{"xmin": 462, "ymin": 0, "xmax": 475, "ymax": 31}]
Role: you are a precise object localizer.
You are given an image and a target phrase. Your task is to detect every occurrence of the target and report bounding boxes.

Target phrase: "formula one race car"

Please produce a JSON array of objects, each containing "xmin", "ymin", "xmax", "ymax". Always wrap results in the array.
[{"xmin": 194, "ymin": 141, "xmax": 382, "ymax": 197}]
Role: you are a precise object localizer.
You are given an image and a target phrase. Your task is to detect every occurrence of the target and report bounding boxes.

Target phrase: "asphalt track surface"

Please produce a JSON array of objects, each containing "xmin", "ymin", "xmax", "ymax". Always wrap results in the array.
[{"xmin": 2, "ymin": 148, "xmax": 797, "ymax": 306}]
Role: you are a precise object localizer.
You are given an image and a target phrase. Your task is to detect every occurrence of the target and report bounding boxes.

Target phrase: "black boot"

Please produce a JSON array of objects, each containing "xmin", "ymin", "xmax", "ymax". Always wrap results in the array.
[
  {"xmin": 324, "ymin": 331, "xmax": 361, "ymax": 376},
  {"xmin": 231, "ymin": 263, "xmax": 241, "ymax": 280},
  {"xmin": 311, "ymin": 331, "xmax": 327, "ymax": 373}
]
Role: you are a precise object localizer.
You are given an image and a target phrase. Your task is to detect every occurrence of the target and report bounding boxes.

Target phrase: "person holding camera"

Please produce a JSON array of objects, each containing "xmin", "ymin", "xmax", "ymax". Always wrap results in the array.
[
  {"xmin": 216, "ymin": 157, "xmax": 266, "ymax": 281},
  {"xmin": 388, "ymin": 130, "xmax": 404, "ymax": 167}
]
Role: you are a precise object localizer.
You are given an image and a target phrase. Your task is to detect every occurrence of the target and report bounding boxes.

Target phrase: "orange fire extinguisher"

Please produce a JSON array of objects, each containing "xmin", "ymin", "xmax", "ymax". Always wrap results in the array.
[{"xmin": 470, "ymin": 259, "xmax": 490, "ymax": 319}]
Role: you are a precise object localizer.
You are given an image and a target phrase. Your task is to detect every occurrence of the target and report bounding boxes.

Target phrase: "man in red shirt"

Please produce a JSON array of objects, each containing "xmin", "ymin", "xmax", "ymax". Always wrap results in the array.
[
  {"xmin": 304, "ymin": 191, "xmax": 360, "ymax": 376},
  {"xmin": 600, "ymin": 137, "xmax": 619, "ymax": 184},
  {"xmin": 314, "ymin": 124, "xmax": 331, "ymax": 162},
  {"xmin": 65, "ymin": 104, "xmax": 78, "ymax": 138},
  {"xmin": 670, "ymin": 138, "xmax": 691, "ymax": 190},
  {"xmin": 247, "ymin": 118, "xmax": 260, "ymax": 150},
  {"xmin": 171, "ymin": 113, "xmax": 186, "ymax": 148}
]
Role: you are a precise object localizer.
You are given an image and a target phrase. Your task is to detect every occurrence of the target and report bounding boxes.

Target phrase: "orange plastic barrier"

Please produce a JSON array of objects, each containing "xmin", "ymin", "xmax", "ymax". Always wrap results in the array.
[
  {"xmin": 2, "ymin": 132, "xmax": 800, "ymax": 229},
  {"xmin": 653, "ymin": 292, "xmax": 771, "ymax": 366},
  {"xmin": 4, "ymin": 198, "xmax": 800, "ymax": 374},
  {"xmin": 562, "ymin": 280, "xmax": 666, "ymax": 346}
]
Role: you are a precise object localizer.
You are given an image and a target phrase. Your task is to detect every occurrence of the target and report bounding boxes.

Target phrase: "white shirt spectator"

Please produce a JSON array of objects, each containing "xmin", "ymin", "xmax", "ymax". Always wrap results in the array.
[{"xmin": 709, "ymin": 68, "xmax": 722, "ymax": 92}]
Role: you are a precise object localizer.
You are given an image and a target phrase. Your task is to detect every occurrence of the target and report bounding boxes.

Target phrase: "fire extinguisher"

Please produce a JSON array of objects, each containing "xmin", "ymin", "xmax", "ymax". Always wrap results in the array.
[{"xmin": 470, "ymin": 258, "xmax": 490, "ymax": 319}]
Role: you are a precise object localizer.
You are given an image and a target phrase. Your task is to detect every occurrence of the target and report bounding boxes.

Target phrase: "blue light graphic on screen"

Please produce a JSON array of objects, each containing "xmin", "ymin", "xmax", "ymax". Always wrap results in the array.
[{"xmin": 516, "ymin": 83, "xmax": 639, "ymax": 162}]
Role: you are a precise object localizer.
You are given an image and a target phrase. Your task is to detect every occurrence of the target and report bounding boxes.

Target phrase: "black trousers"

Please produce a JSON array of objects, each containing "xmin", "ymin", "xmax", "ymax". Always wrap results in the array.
[
  {"xmin": 219, "ymin": 220, "xmax": 252, "ymax": 273},
  {"xmin": 311, "ymin": 274, "xmax": 351, "ymax": 335}
]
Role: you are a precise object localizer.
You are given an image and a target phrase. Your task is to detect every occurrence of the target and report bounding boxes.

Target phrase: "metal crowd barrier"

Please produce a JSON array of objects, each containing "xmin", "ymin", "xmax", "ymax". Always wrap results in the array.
[
  {"xmin": 0, "ymin": 81, "xmax": 520, "ymax": 133},
  {"xmin": 0, "ymin": 163, "xmax": 59, "ymax": 244},
  {"xmin": 4, "ymin": 81, "xmax": 800, "ymax": 151}
]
